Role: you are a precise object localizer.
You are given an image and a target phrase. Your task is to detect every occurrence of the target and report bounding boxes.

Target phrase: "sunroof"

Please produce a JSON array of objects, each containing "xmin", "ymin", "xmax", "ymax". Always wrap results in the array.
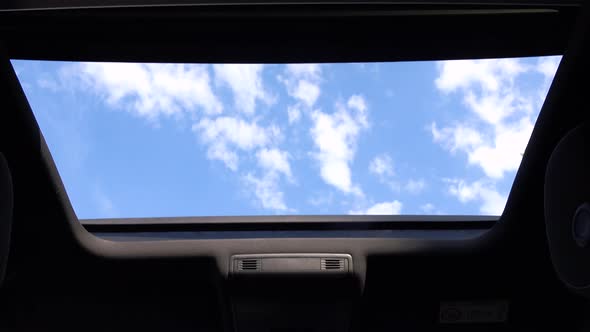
[{"xmin": 11, "ymin": 57, "xmax": 560, "ymax": 218}]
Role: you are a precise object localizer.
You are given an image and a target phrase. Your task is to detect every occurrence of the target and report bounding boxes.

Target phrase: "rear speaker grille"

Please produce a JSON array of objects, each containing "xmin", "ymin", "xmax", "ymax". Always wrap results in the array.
[
  {"xmin": 321, "ymin": 258, "xmax": 344, "ymax": 271},
  {"xmin": 237, "ymin": 258, "xmax": 261, "ymax": 271}
]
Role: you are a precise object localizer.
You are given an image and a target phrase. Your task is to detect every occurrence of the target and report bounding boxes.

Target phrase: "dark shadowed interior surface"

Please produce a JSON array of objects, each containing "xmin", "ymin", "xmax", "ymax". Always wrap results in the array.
[{"xmin": 1, "ymin": 1, "xmax": 590, "ymax": 331}]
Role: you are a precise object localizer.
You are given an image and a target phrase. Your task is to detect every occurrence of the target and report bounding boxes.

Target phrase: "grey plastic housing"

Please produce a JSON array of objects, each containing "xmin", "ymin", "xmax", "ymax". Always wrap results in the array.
[{"xmin": 231, "ymin": 253, "xmax": 352, "ymax": 275}]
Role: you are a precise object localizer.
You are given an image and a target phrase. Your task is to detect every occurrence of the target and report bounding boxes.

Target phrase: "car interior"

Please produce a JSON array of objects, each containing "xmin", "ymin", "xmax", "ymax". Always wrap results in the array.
[{"xmin": 1, "ymin": 0, "xmax": 590, "ymax": 331}]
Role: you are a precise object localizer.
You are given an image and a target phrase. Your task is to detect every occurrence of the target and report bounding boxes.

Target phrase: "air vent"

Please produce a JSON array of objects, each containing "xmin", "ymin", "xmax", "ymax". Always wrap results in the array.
[
  {"xmin": 321, "ymin": 258, "xmax": 344, "ymax": 271},
  {"xmin": 237, "ymin": 258, "xmax": 261, "ymax": 271},
  {"xmin": 231, "ymin": 254, "xmax": 351, "ymax": 274}
]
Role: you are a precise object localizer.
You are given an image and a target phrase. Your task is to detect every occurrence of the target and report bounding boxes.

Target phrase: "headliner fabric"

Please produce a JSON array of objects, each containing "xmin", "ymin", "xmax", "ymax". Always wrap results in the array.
[
  {"xmin": 0, "ymin": 152, "xmax": 13, "ymax": 285},
  {"xmin": 545, "ymin": 124, "xmax": 590, "ymax": 289}
]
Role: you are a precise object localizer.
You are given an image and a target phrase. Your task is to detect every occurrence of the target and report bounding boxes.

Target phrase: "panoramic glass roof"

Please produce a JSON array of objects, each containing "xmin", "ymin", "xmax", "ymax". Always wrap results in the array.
[{"xmin": 12, "ymin": 57, "xmax": 560, "ymax": 219}]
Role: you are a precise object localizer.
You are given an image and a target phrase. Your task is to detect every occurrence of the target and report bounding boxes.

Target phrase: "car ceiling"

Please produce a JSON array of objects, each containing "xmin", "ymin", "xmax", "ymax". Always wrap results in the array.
[{"xmin": 1, "ymin": 1, "xmax": 590, "ymax": 331}]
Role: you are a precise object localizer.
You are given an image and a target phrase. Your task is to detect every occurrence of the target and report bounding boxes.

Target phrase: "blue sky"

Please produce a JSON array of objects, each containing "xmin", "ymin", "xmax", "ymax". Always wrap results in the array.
[{"xmin": 11, "ymin": 57, "xmax": 560, "ymax": 219}]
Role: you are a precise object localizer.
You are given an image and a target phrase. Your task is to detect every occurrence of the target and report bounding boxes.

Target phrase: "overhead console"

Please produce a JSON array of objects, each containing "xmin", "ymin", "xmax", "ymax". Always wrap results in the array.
[
  {"xmin": 229, "ymin": 253, "xmax": 359, "ymax": 332},
  {"xmin": 231, "ymin": 253, "xmax": 353, "ymax": 275}
]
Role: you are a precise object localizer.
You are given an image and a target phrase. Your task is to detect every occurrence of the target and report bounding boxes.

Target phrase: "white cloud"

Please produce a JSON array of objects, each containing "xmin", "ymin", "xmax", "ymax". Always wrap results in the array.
[
  {"xmin": 432, "ymin": 58, "xmax": 561, "ymax": 213},
  {"xmin": 281, "ymin": 64, "xmax": 322, "ymax": 108},
  {"xmin": 247, "ymin": 148, "xmax": 294, "ymax": 211},
  {"xmin": 421, "ymin": 203, "xmax": 435, "ymax": 213},
  {"xmin": 292, "ymin": 80, "xmax": 320, "ymax": 108},
  {"xmin": 287, "ymin": 106, "xmax": 301, "ymax": 124},
  {"xmin": 310, "ymin": 95, "xmax": 369, "ymax": 195},
  {"xmin": 349, "ymin": 201, "xmax": 402, "ymax": 215},
  {"xmin": 435, "ymin": 58, "xmax": 526, "ymax": 95},
  {"xmin": 432, "ymin": 119, "xmax": 533, "ymax": 179},
  {"xmin": 464, "ymin": 90, "xmax": 532, "ymax": 125},
  {"xmin": 286, "ymin": 64, "xmax": 321, "ymax": 79},
  {"xmin": 213, "ymin": 64, "xmax": 272, "ymax": 114},
  {"xmin": 368, "ymin": 154, "xmax": 425, "ymax": 194},
  {"xmin": 63, "ymin": 62, "xmax": 222, "ymax": 119},
  {"xmin": 355, "ymin": 63, "xmax": 381, "ymax": 75},
  {"xmin": 194, "ymin": 119, "xmax": 292, "ymax": 211},
  {"xmin": 346, "ymin": 94, "xmax": 369, "ymax": 127},
  {"xmin": 195, "ymin": 117, "xmax": 279, "ymax": 150},
  {"xmin": 93, "ymin": 186, "xmax": 119, "ymax": 218},
  {"xmin": 243, "ymin": 172, "xmax": 289, "ymax": 212},
  {"xmin": 37, "ymin": 77, "xmax": 60, "ymax": 92},
  {"xmin": 308, "ymin": 192, "xmax": 334, "ymax": 207},
  {"xmin": 347, "ymin": 94, "xmax": 368, "ymax": 113},
  {"xmin": 431, "ymin": 122, "xmax": 483, "ymax": 153},
  {"xmin": 206, "ymin": 144, "xmax": 239, "ymax": 171},
  {"xmin": 537, "ymin": 56, "xmax": 561, "ymax": 81},
  {"xmin": 536, "ymin": 56, "xmax": 561, "ymax": 106},
  {"xmin": 369, "ymin": 154, "xmax": 394, "ymax": 177},
  {"xmin": 436, "ymin": 59, "xmax": 531, "ymax": 126},
  {"xmin": 193, "ymin": 117, "xmax": 291, "ymax": 211},
  {"xmin": 446, "ymin": 179, "xmax": 506, "ymax": 215},
  {"xmin": 193, "ymin": 117, "xmax": 281, "ymax": 170},
  {"xmin": 432, "ymin": 57, "xmax": 559, "ymax": 180},
  {"xmin": 405, "ymin": 179, "xmax": 426, "ymax": 194},
  {"xmin": 256, "ymin": 148, "xmax": 292, "ymax": 179},
  {"xmin": 468, "ymin": 118, "xmax": 534, "ymax": 178}
]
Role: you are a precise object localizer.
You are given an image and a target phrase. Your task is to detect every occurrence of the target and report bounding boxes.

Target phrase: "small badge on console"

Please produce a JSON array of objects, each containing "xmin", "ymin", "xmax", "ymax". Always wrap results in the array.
[{"xmin": 439, "ymin": 301, "xmax": 509, "ymax": 324}]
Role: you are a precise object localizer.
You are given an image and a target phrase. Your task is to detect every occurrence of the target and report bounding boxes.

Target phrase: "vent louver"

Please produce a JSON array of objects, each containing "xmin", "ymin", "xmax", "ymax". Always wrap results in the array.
[
  {"xmin": 231, "ymin": 254, "xmax": 351, "ymax": 274},
  {"xmin": 237, "ymin": 258, "xmax": 261, "ymax": 271},
  {"xmin": 321, "ymin": 258, "xmax": 344, "ymax": 271}
]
